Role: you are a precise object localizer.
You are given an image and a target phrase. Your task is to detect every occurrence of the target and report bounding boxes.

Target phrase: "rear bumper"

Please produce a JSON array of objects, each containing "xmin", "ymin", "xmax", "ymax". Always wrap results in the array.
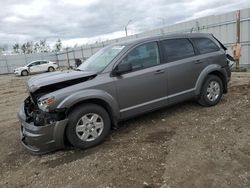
[{"xmin": 17, "ymin": 103, "xmax": 68, "ymax": 154}]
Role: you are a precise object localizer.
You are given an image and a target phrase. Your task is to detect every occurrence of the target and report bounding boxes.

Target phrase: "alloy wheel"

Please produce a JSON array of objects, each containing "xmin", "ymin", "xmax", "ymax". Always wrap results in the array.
[
  {"xmin": 206, "ymin": 80, "xmax": 220, "ymax": 102},
  {"xmin": 75, "ymin": 113, "xmax": 104, "ymax": 142}
]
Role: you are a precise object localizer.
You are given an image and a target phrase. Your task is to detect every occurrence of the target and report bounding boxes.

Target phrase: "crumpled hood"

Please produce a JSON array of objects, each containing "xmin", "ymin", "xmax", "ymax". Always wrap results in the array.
[{"xmin": 27, "ymin": 70, "xmax": 97, "ymax": 93}]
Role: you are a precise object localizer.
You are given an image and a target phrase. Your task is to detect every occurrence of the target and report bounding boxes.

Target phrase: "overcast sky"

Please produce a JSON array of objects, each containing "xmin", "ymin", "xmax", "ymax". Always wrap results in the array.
[{"xmin": 0, "ymin": 0, "xmax": 249, "ymax": 47}]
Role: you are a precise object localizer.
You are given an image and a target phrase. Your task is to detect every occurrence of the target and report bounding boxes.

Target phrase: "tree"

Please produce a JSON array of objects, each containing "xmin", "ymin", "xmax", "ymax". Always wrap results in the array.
[
  {"xmin": 54, "ymin": 39, "xmax": 62, "ymax": 52},
  {"xmin": 34, "ymin": 42, "xmax": 40, "ymax": 53},
  {"xmin": 26, "ymin": 41, "xmax": 33, "ymax": 54},
  {"xmin": 13, "ymin": 43, "xmax": 20, "ymax": 54},
  {"xmin": 21, "ymin": 43, "xmax": 27, "ymax": 54},
  {"xmin": 19, "ymin": 41, "xmax": 34, "ymax": 54},
  {"xmin": 39, "ymin": 39, "xmax": 50, "ymax": 52}
]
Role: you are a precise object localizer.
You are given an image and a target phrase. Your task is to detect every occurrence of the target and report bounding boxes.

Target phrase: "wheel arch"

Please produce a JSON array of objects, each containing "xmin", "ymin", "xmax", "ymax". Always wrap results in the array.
[
  {"xmin": 66, "ymin": 98, "xmax": 117, "ymax": 126},
  {"xmin": 57, "ymin": 89, "xmax": 119, "ymax": 127},
  {"xmin": 195, "ymin": 64, "xmax": 228, "ymax": 95}
]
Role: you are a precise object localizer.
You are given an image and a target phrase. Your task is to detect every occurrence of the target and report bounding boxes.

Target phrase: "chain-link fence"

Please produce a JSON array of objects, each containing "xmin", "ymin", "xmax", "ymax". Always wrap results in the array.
[
  {"xmin": 1, "ymin": 8, "xmax": 250, "ymax": 74},
  {"xmin": 0, "ymin": 44, "xmax": 106, "ymax": 74}
]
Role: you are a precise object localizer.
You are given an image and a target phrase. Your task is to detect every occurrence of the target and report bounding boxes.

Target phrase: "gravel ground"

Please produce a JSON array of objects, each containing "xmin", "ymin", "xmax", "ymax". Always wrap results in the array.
[{"xmin": 0, "ymin": 72, "xmax": 250, "ymax": 188}]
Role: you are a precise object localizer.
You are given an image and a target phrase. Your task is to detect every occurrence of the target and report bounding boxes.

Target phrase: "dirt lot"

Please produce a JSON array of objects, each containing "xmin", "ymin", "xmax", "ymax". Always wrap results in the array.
[{"xmin": 0, "ymin": 72, "xmax": 250, "ymax": 188}]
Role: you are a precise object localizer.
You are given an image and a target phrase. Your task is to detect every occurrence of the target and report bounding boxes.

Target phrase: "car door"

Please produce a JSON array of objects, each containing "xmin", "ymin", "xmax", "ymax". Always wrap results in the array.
[
  {"xmin": 28, "ymin": 61, "xmax": 41, "ymax": 73},
  {"xmin": 159, "ymin": 38, "xmax": 205, "ymax": 105},
  {"xmin": 39, "ymin": 61, "xmax": 49, "ymax": 72},
  {"xmin": 113, "ymin": 42, "xmax": 167, "ymax": 119}
]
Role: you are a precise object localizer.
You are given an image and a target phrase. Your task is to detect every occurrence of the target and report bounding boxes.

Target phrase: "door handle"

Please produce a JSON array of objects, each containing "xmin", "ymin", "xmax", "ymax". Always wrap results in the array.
[
  {"xmin": 154, "ymin": 70, "xmax": 165, "ymax": 74},
  {"xmin": 195, "ymin": 60, "xmax": 204, "ymax": 64}
]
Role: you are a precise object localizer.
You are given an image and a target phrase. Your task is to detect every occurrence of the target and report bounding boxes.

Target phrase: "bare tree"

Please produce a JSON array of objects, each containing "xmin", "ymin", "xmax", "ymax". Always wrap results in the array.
[
  {"xmin": 21, "ymin": 43, "xmax": 27, "ymax": 54},
  {"xmin": 54, "ymin": 39, "xmax": 62, "ymax": 52},
  {"xmin": 34, "ymin": 42, "xmax": 40, "ymax": 53},
  {"xmin": 13, "ymin": 43, "xmax": 20, "ymax": 54},
  {"xmin": 39, "ymin": 39, "xmax": 50, "ymax": 52},
  {"xmin": 26, "ymin": 41, "xmax": 33, "ymax": 54}
]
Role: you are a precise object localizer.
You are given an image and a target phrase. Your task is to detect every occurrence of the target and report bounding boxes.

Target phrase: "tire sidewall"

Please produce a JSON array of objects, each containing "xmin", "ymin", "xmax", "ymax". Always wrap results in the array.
[
  {"xmin": 66, "ymin": 104, "xmax": 111, "ymax": 149},
  {"xmin": 201, "ymin": 75, "xmax": 223, "ymax": 106},
  {"xmin": 21, "ymin": 70, "xmax": 28, "ymax": 76},
  {"xmin": 48, "ymin": 67, "xmax": 55, "ymax": 72}
]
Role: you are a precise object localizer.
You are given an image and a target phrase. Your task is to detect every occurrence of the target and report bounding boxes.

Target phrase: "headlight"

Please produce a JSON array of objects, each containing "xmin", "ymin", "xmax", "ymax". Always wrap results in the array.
[{"xmin": 37, "ymin": 97, "xmax": 55, "ymax": 111}]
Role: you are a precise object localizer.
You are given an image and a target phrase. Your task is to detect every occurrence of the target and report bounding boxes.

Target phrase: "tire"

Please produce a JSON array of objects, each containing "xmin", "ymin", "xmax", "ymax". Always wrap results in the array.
[
  {"xmin": 66, "ymin": 104, "xmax": 111, "ymax": 149},
  {"xmin": 21, "ymin": 70, "xmax": 28, "ymax": 76},
  {"xmin": 198, "ymin": 75, "xmax": 223, "ymax": 107},
  {"xmin": 48, "ymin": 66, "xmax": 55, "ymax": 72}
]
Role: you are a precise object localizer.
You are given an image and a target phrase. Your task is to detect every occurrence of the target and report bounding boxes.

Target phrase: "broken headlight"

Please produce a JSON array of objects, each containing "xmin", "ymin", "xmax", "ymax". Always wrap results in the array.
[{"xmin": 37, "ymin": 97, "xmax": 55, "ymax": 112}]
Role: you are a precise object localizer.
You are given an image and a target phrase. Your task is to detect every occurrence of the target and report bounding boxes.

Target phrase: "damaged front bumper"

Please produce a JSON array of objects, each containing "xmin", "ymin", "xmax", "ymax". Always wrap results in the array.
[{"xmin": 17, "ymin": 103, "xmax": 68, "ymax": 154}]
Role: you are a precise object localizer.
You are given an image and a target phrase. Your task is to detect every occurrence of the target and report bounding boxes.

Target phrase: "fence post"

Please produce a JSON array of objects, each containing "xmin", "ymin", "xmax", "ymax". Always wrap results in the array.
[
  {"xmin": 90, "ymin": 45, "xmax": 93, "ymax": 55},
  {"xmin": 24, "ymin": 53, "xmax": 28, "ymax": 65},
  {"xmin": 4, "ymin": 55, "xmax": 10, "ymax": 74},
  {"xmin": 72, "ymin": 48, "xmax": 76, "ymax": 60},
  {"xmin": 81, "ymin": 47, "xmax": 84, "ymax": 61},
  {"xmin": 66, "ymin": 48, "xmax": 70, "ymax": 69},
  {"xmin": 55, "ymin": 52, "xmax": 59, "ymax": 67}
]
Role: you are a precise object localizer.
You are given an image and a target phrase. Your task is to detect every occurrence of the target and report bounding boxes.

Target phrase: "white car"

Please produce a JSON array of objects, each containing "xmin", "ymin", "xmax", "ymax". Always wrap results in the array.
[{"xmin": 14, "ymin": 60, "xmax": 58, "ymax": 76}]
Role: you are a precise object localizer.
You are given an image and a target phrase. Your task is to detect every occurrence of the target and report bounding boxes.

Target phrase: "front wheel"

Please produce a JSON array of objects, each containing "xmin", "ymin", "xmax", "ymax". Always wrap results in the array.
[
  {"xmin": 198, "ymin": 75, "xmax": 223, "ymax": 107},
  {"xmin": 66, "ymin": 104, "xmax": 111, "ymax": 149},
  {"xmin": 21, "ymin": 70, "xmax": 28, "ymax": 76}
]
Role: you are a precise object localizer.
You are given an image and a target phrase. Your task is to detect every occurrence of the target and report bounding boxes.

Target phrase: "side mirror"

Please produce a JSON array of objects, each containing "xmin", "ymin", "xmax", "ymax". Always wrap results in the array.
[{"xmin": 113, "ymin": 63, "xmax": 132, "ymax": 76}]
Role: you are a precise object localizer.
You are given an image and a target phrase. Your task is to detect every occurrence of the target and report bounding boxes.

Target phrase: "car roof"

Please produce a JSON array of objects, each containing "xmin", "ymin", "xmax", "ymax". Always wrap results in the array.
[
  {"xmin": 114, "ymin": 33, "xmax": 213, "ymax": 47},
  {"xmin": 29, "ymin": 60, "xmax": 49, "ymax": 63}
]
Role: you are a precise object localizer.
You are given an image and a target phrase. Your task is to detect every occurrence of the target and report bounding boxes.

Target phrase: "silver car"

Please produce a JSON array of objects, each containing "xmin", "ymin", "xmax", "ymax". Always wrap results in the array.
[{"xmin": 18, "ymin": 33, "xmax": 232, "ymax": 154}]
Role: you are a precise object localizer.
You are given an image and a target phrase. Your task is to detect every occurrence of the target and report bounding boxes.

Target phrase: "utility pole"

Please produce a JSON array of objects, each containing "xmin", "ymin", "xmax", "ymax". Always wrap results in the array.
[
  {"xmin": 66, "ymin": 48, "xmax": 70, "ymax": 69},
  {"xmin": 236, "ymin": 10, "xmax": 241, "ymax": 70},
  {"xmin": 125, "ymin": 20, "xmax": 132, "ymax": 37}
]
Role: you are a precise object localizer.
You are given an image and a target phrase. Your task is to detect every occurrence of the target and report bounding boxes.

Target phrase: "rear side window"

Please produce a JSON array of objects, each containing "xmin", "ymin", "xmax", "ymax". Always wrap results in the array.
[
  {"xmin": 40, "ymin": 61, "xmax": 48, "ymax": 64},
  {"xmin": 192, "ymin": 38, "xmax": 219, "ymax": 54},
  {"xmin": 161, "ymin": 38, "xmax": 195, "ymax": 62}
]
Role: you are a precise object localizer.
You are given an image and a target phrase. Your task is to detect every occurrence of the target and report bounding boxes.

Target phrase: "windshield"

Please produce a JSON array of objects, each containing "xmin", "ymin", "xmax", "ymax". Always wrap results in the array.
[{"xmin": 78, "ymin": 45, "xmax": 125, "ymax": 72}]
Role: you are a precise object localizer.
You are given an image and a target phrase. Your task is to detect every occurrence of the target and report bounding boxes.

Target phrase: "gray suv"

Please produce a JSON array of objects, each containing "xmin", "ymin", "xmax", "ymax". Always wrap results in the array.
[{"xmin": 18, "ymin": 33, "xmax": 232, "ymax": 154}]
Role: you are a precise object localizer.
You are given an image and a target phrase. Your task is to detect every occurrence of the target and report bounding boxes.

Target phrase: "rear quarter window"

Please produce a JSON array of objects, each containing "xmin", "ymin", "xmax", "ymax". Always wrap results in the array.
[
  {"xmin": 192, "ymin": 38, "xmax": 219, "ymax": 54},
  {"xmin": 161, "ymin": 38, "xmax": 195, "ymax": 62}
]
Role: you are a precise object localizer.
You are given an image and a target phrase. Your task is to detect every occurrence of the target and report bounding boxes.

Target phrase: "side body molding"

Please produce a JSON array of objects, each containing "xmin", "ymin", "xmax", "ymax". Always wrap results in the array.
[
  {"xmin": 194, "ymin": 64, "xmax": 227, "ymax": 95},
  {"xmin": 57, "ymin": 89, "xmax": 120, "ymax": 120}
]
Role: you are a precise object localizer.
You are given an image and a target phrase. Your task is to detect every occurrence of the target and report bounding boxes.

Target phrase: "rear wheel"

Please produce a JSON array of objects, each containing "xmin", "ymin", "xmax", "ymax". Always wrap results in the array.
[
  {"xmin": 66, "ymin": 104, "xmax": 111, "ymax": 149},
  {"xmin": 21, "ymin": 70, "xmax": 28, "ymax": 76},
  {"xmin": 48, "ymin": 66, "xmax": 55, "ymax": 72},
  {"xmin": 198, "ymin": 75, "xmax": 223, "ymax": 107}
]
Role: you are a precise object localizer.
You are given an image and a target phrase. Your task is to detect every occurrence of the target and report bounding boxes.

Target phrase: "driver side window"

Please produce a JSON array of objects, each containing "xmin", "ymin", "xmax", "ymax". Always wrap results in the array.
[{"xmin": 120, "ymin": 42, "xmax": 160, "ymax": 72}]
